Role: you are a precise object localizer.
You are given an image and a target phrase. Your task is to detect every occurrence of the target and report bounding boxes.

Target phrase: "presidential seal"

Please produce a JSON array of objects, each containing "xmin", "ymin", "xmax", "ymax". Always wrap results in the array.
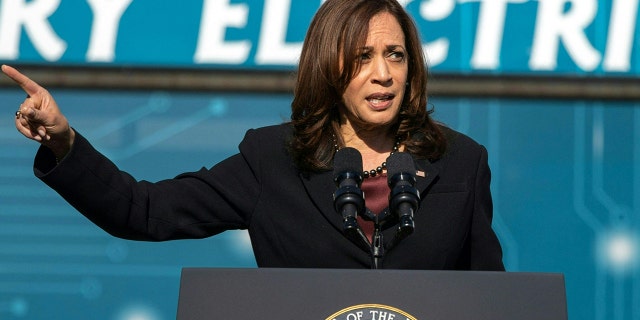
[{"xmin": 326, "ymin": 304, "xmax": 418, "ymax": 320}]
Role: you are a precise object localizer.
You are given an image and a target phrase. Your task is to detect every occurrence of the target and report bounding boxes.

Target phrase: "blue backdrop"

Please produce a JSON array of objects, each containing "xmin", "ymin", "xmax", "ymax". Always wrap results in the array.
[
  {"xmin": 0, "ymin": 89, "xmax": 638, "ymax": 319},
  {"xmin": 1, "ymin": 0, "xmax": 639, "ymax": 318}
]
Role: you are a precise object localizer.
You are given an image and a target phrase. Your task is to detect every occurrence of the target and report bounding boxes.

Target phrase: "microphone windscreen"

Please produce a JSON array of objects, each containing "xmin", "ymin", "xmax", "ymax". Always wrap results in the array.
[
  {"xmin": 333, "ymin": 147, "xmax": 363, "ymax": 179},
  {"xmin": 386, "ymin": 152, "xmax": 415, "ymax": 178}
]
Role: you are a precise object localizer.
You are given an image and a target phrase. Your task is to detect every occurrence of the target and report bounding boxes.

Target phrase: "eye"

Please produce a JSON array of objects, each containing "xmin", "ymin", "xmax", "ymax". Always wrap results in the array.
[
  {"xmin": 358, "ymin": 51, "xmax": 372, "ymax": 63},
  {"xmin": 388, "ymin": 50, "xmax": 405, "ymax": 62}
]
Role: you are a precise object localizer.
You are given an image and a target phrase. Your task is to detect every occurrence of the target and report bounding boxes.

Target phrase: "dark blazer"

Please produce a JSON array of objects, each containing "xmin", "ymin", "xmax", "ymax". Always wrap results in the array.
[{"xmin": 34, "ymin": 124, "xmax": 504, "ymax": 270}]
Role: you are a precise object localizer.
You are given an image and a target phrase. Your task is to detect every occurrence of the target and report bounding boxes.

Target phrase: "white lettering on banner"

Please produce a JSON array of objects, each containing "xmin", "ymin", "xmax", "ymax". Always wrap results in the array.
[
  {"xmin": 461, "ymin": 0, "xmax": 528, "ymax": 70},
  {"xmin": 0, "ymin": 0, "xmax": 637, "ymax": 73},
  {"xmin": 603, "ymin": 0, "xmax": 638, "ymax": 72},
  {"xmin": 0, "ymin": 0, "xmax": 66, "ymax": 61},
  {"xmin": 419, "ymin": 0, "xmax": 455, "ymax": 67},
  {"xmin": 255, "ymin": 0, "xmax": 302, "ymax": 65},
  {"xmin": 530, "ymin": 0, "xmax": 601, "ymax": 71},
  {"xmin": 194, "ymin": 0, "xmax": 250, "ymax": 64},
  {"xmin": 85, "ymin": 0, "xmax": 133, "ymax": 62}
]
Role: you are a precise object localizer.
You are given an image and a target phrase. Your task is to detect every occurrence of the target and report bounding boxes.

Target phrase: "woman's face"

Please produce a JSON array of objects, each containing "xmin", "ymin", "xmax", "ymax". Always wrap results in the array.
[{"xmin": 340, "ymin": 11, "xmax": 408, "ymax": 132}]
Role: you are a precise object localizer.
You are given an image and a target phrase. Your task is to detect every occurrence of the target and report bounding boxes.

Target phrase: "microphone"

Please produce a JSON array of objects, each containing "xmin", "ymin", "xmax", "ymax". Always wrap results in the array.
[
  {"xmin": 333, "ymin": 147, "xmax": 365, "ymax": 235},
  {"xmin": 386, "ymin": 152, "xmax": 419, "ymax": 241}
]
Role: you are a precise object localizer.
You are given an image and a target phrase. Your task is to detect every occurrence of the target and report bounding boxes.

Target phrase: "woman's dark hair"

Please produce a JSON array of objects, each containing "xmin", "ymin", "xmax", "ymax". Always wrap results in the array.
[{"xmin": 290, "ymin": 0, "xmax": 447, "ymax": 172}]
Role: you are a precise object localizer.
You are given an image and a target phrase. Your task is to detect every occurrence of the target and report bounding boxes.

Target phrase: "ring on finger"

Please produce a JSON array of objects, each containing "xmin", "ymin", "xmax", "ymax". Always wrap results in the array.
[{"xmin": 15, "ymin": 110, "xmax": 21, "ymax": 118}]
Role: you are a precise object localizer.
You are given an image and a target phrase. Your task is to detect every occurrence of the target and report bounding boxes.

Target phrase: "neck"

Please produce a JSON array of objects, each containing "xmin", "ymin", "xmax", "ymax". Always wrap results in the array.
[
  {"xmin": 338, "ymin": 125, "xmax": 400, "ymax": 176},
  {"xmin": 339, "ymin": 124, "xmax": 394, "ymax": 152}
]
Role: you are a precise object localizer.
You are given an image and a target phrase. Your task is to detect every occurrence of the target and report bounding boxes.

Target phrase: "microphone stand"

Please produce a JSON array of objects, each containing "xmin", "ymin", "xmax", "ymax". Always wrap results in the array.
[
  {"xmin": 372, "ymin": 221, "xmax": 384, "ymax": 269},
  {"xmin": 362, "ymin": 209, "xmax": 390, "ymax": 269},
  {"xmin": 362, "ymin": 201, "xmax": 414, "ymax": 269}
]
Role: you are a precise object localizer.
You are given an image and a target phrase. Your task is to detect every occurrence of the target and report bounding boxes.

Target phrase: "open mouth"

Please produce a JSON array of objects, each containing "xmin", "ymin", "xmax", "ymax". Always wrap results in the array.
[{"xmin": 366, "ymin": 93, "xmax": 395, "ymax": 108}]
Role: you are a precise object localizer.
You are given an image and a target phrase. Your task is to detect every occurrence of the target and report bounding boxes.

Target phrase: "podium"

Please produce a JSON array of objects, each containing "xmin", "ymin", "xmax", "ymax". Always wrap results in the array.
[{"xmin": 177, "ymin": 268, "xmax": 567, "ymax": 320}]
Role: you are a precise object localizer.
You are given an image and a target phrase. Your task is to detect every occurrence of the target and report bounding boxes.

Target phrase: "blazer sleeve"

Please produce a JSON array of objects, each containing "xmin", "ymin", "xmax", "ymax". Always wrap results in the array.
[
  {"xmin": 33, "ymin": 130, "xmax": 262, "ymax": 241},
  {"xmin": 464, "ymin": 145, "xmax": 505, "ymax": 271}
]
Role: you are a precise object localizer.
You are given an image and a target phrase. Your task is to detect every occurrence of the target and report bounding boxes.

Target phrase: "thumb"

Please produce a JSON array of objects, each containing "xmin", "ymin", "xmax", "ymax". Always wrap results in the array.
[
  {"xmin": 20, "ymin": 102, "xmax": 46, "ymax": 124},
  {"xmin": 18, "ymin": 106, "xmax": 49, "ymax": 141}
]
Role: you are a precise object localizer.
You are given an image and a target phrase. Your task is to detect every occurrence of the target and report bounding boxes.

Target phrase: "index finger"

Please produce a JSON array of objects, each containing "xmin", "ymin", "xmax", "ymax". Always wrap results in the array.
[{"xmin": 1, "ymin": 64, "xmax": 43, "ymax": 97}]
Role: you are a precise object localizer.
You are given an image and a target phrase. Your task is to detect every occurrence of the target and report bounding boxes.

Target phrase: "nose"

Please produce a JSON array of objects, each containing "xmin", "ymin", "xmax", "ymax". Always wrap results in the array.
[{"xmin": 371, "ymin": 57, "xmax": 392, "ymax": 85}]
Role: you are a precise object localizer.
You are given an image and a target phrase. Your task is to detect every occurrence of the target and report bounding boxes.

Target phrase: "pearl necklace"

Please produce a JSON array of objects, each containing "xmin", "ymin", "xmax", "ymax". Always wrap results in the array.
[{"xmin": 333, "ymin": 135, "xmax": 401, "ymax": 179}]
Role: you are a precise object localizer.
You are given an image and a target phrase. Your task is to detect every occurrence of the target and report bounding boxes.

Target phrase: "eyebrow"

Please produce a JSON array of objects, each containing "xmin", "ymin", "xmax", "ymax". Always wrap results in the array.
[{"xmin": 360, "ymin": 45, "xmax": 406, "ymax": 52}]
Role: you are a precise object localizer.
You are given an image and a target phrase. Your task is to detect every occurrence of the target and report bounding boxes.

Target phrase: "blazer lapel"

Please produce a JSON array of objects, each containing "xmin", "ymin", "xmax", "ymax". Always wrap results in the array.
[
  {"xmin": 414, "ymin": 158, "xmax": 439, "ymax": 196},
  {"xmin": 299, "ymin": 170, "xmax": 345, "ymax": 233}
]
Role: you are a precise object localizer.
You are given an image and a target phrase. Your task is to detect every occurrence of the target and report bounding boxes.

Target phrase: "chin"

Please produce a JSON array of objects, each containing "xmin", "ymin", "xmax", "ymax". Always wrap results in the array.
[{"xmin": 359, "ymin": 116, "xmax": 397, "ymax": 129}]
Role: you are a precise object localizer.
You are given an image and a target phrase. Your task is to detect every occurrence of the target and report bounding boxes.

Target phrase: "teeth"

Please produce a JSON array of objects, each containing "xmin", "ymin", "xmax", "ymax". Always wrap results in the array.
[{"xmin": 371, "ymin": 99, "xmax": 384, "ymax": 104}]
